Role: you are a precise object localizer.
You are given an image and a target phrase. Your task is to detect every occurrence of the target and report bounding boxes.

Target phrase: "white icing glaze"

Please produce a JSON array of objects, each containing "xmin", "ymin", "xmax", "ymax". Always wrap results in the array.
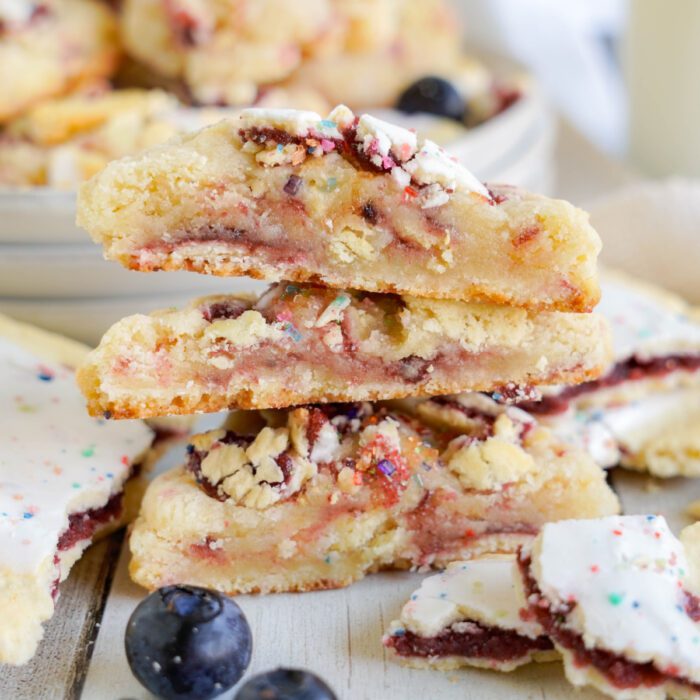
[
  {"xmin": 355, "ymin": 113, "xmax": 417, "ymax": 165},
  {"xmin": 237, "ymin": 105, "xmax": 488, "ymax": 202},
  {"xmin": 534, "ymin": 515, "xmax": 700, "ymax": 676},
  {"xmin": 309, "ymin": 422, "xmax": 340, "ymax": 464},
  {"xmin": 399, "ymin": 558, "xmax": 543, "ymax": 639},
  {"xmin": 547, "ymin": 409, "xmax": 620, "ymax": 468},
  {"xmin": 238, "ymin": 108, "xmax": 344, "ymax": 140},
  {"xmin": 600, "ymin": 388, "xmax": 700, "ymax": 455},
  {"xmin": 600, "ymin": 277, "xmax": 700, "ymax": 362},
  {"xmin": 0, "ymin": 337, "xmax": 153, "ymax": 574},
  {"xmin": 403, "ymin": 139, "xmax": 490, "ymax": 197}
]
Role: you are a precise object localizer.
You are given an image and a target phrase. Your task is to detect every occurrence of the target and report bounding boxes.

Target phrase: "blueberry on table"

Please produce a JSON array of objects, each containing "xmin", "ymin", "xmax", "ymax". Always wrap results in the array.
[
  {"xmin": 234, "ymin": 668, "xmax": 337, "ymax": 700},
  {"xmin": 396, "ymin": 76, "xmax": 466, "ymax": 122},
  {"xmin": 125, "ymin": 585, "xmax": 252, "ymax": 700}
]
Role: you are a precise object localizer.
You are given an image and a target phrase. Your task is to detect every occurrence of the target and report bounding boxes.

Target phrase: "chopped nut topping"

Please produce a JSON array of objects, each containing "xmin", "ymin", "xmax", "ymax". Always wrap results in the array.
[{"xmin": 193, "ymin": 426, "xmax": 316, "ymax": 509}]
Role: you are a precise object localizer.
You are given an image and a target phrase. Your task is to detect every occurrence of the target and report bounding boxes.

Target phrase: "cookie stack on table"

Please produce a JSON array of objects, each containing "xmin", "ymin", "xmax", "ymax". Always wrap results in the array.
[{"xmin": 75, "ymin": 105, "xmax": 619, "ymax": 595}]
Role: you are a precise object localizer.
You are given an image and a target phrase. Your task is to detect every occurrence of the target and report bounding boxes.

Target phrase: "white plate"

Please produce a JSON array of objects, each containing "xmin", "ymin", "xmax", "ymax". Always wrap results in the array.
[
  {"xmin": 0, "ymin": 243, "xmax": 258, "ymax": 299},
  {"xmin": 0, "ymin": 280, "xmax": 266, "ymax": 345}
]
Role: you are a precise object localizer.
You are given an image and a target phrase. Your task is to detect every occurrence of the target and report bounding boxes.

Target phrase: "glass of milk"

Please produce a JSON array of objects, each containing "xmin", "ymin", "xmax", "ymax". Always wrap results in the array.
[{"xmin": 625, "ymin": 0, "xmax": 700, "ymax": 176}]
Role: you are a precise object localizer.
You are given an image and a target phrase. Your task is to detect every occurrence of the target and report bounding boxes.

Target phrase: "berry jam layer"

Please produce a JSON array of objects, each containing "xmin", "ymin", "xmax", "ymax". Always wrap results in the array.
[
  {"xmin": 78, "ymin": 107, "xmax": 602, "ymax": 312},
  {"xmin": 386, "ymin": 623, "xmax": 553, "ymax": 663},
  {"xmin": 56, "ymin": 489, "xmax": 125, "ymax": 551},
  {"xmin": 78, "ymin": 282, "xmax": 609, "ymax": 420},
  {"xmin": 522, "ymin": 354, "xmax": 700, "ymax": 416},
  {"xmin": 519, "ymin": 555, "xmax": 700, "ymax": 694}
]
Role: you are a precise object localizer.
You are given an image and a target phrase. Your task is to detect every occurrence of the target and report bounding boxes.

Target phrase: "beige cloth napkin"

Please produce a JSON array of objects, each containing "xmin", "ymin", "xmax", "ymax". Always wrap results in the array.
[{"xmin": 590, "ymin": 178, "xmax": 700, "ymax": 303}]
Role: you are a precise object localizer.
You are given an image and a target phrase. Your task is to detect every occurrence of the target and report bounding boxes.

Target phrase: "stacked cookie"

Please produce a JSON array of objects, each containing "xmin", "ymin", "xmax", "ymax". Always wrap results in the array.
[{"xmin": 76, "ymin": 105, "xmax": 618, "ymax": 594}]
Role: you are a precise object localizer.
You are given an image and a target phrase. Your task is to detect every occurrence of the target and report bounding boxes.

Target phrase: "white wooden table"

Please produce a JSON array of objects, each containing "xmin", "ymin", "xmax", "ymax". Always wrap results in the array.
[{"xmin": 5, "ymin": 123, "xmax": 679, "ymax": 700}]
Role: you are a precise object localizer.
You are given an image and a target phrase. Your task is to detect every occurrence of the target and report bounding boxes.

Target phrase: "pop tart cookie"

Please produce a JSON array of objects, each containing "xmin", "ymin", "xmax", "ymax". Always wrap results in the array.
[
  {"xmin": 77, "ymin": 105, "xmax": 602, "ymax": 312},
  {"xmin": 77, "ymin": 282, "xmax": 609, "ymax": 420},
  {"xmin": 0, "ymin": 314, "xmax": 154, "ymax": 665},
  {"xmin": 128, "ymin": 396, "xmax": 618, "ymax": 596},
  {"xmin": 383, "ymin": 558, "xmax": 555, "ymax": 672},
  {"xmin": 519, "ymin": 515, "xmax": 700, "ymax": 700},
  {"xmin": 525, "ymin": 271, "xmax": 700, "ymax": 476}
]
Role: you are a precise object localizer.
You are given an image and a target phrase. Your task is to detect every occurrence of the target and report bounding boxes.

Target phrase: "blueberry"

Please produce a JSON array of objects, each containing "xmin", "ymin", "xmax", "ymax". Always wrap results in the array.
[
  {"xmin": 125, "ymin": 585, "xmax": 252, "ymax": 700},
  {"xmin": 234, "ymin": 668, "xmax": 337, "ymax": 700},
  {"xmin": 396, "ymin": 76, "xmax": 466, "ymax": 122}
]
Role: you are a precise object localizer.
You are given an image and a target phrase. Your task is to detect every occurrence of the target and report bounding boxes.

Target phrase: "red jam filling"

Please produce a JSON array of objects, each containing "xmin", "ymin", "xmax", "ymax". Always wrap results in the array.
[
  {"xmin": 522, "ymin": 354, "xmax": 700, "ymax": 416},
  {"xmin": 386, "ymin": 622, "xmax": 552, "ymax": 661},
  {"xmin": 56, "ymin": 490, "xmax": 125, "ymax": 551},
  {"xmin": 518, "ymin": 554, "xmax": 700, "ymax": 692}
]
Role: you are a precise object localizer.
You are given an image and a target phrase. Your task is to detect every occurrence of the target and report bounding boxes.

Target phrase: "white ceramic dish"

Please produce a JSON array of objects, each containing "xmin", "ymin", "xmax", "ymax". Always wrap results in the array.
[
  {"xmin": 0, "ymin": 280, "xmax": 266, "ymax": 346},
  {"xmin": 0, "ymin": 243, "xmax": 253, "ymax": 299}
]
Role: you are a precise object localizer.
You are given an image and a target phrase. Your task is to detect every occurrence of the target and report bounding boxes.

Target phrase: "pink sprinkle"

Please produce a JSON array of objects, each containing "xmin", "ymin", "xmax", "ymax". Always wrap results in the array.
[
  {"xmin": 121, "ymin": 455, "xmax": 129, "ymax": 466},
  {"xmin": 381, "ymin": 155, "xmax": 395, "ymax": 169},
  {"xmin": 590, "ymin": 565, "xmax": 599, "ymax": 573},
  {"xmin": 399, "ymin": 143, "xmax": 412, "ymax": 160},
  {"xmin": 367, "ymin": 138, "xmax": 379, "ymax": 155},
  {"xmin": 320, "ymin": 139, "xmax": 335, "ymax": 152},
  {"xmin": 276, "ymin": 310, "xmax": 293, "ymax": 322},
  {"xmin": 612, "ymin": 529, "xmax": 623, "ymax": 536}
]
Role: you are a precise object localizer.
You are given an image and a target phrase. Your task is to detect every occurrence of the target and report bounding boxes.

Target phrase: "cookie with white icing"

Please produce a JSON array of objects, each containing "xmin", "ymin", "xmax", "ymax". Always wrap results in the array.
[
  {"xmin": 527, "ymin": 271, "xmax": 700, "ymax": 476},
  {"xmin": 519, "ymin": 515, "xmax": 700, "ymax": 700},
  {"xmin": 0, "ymin": 314, "xmax": 154, "ymax": 665},
  {"xmin": 77, "ymin": 105, "xmax": 602, "ymax": 312},
  {"xmin": 384, "ymin": 558, "xmax": 556, "ymax": 671}
]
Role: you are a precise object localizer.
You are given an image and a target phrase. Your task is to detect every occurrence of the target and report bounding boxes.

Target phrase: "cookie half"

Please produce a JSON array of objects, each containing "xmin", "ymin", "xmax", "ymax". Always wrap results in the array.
[
  {"xmin": 128, "ymin": 396, "xmax": 619, "ymax": 595},
  {"xmin": 77, "ymin": 282, "xmax": 610, "ymax": 419},
  {"xmin": 77, "ymin": 105, "xmax": 602, "ymax": 311},
  {"xmin": 519, "ymin": 515, "xmax": 700, "ymax": 700},
  {"xmin": 525, "ymin": 271, "xmax": 700, "ymax": 476}
]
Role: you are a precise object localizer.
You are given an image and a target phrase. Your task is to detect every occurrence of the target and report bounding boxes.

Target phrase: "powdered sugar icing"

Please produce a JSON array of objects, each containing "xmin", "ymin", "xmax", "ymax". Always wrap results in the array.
[
  {"xmin": 0, "ymin": 337, "xmax": 153, "ymax": 573},
  {"xmin": 398, "ymin": 558, "xmax": 542, "ymax": 639},
  {"xmin": 237, "ymin": 105, "xmax": 489, "ymax": 202},
  {"xmin": 534, "ymin": 515, "xmax": 700, "ymax": 678},
  {"xmin": 599, "ymin": 277, "xmax": 700, "ymax": 362}
]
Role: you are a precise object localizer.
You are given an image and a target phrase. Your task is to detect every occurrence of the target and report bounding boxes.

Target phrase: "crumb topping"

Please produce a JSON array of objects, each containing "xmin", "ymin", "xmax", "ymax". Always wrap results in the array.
[
  {"xmin": 189, "ymin": 426, "xmax": 316, "ymax": 509},
  {"xmin": 236, "ymin": 105, "xmax": 490, "ymax": 207}
]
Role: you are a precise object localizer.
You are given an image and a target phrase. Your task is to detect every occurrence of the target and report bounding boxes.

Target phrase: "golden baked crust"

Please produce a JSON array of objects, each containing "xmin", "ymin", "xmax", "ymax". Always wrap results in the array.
[
  {"xmin": 77, "ymin": 106, "xmax": 602, "ymax": 311},
  {"xmin": 128, "ymin": 396, "xmax": 619, "ymax": 595},
  {"xmin": 0, "ymin": 0, "xmax": 120, "ymax": 124},
  {"xmin": 77, "ymin": 282, "xmax": 611, "ymax": 419}
]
